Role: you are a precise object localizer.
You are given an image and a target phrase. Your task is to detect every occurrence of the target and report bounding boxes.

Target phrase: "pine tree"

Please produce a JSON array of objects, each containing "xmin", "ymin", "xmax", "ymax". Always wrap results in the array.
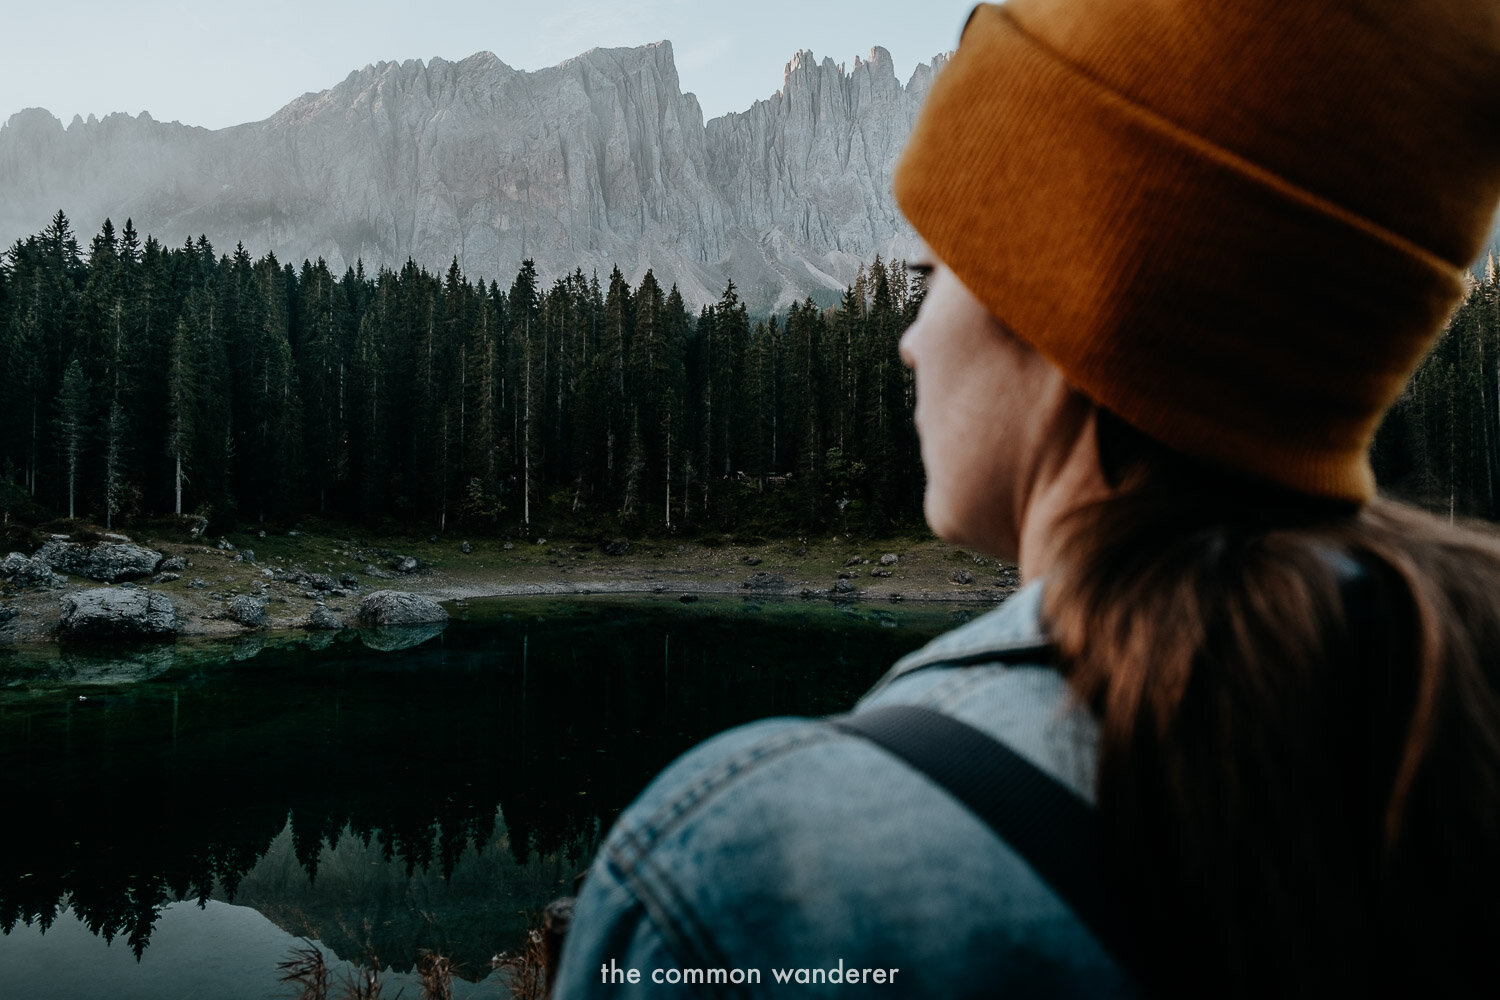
[
  {"xmin": 462, "ymin": 287, "xmax": 501, "ymax": 516},
  {"xmin": 247, "ymin": 254, "xmax": 302, "ymax": 520},
  {"xmin": 54, "ymin": 357, "xmax": 90, "ymax": 518},
  {"xmin": 166, "ymin": 316, "xmax": 196, "ymax": 514},
  {"xmin": 80, "ymin": 219, "xmax": 121, "ymax": 387},
  {"xmin": 660, "ymin": 284, "xmax": 692, "ymax": 528},
  {"xmin": 783, "ymin": 299, "xmax": 829, "ymax": 527},
  {"xmin": 713, "ymin": 282, "xmax": 749, "ymax": 479},
  {"xmin": 4, "ymin": 300, "xmax": 46, "ymax": 495},
  {"xmin": 352, "ymin": 281, "xmax": 390, "ymax": 520},
  {"xmin": 297, "ymin": 259, "xmax": 349, "ymax": 514},
  {"xmin": 628, "ymin": 270, "xmax": 668, "ymax": 522},
  {"xmin": 41, "ymin": 210, "xmax": 81, "ymax": 268},
  {"xmin": 78, "ymin": 219, "xmax": 139, "ymax": 520},
  {"xmin": 134, "ymin": 235, "xmax": 182, "ymax": 512},
  {"xmin": 602, "ymin": 267, "xmax": 633, "ymax": 503},
  {"xmin": 119, "ymin": 219, "xmax": 141, "ymax": 267},
  {"xmin": 221, "ymin": 243, "xmax": 260, "ymax": 517},
  {"xmin": 508, "ymin": 260, "xmax": 541, "ymax": 527},
  {"xmin": 863, "ymin": 256, "xmax": 901, "ymax": 525},
  {"xmin": 562, "ymin": 270, "xmax": 609, "ymax": 510},
  {"xmin": 102, "ymin": 399, "xmax": 128, "ymax": 529}
]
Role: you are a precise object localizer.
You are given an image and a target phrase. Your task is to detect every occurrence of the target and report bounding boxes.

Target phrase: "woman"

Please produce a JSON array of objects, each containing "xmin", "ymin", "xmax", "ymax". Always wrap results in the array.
[{"xmin": 553, "ymin": 0, "xmax": 1500, "ymax": 995}]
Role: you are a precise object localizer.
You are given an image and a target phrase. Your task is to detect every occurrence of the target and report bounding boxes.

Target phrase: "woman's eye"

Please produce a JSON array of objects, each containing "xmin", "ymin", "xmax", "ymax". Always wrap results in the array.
[{"xmin": 906, "ymin": 261, "xmax": 934, "ymax": 279}]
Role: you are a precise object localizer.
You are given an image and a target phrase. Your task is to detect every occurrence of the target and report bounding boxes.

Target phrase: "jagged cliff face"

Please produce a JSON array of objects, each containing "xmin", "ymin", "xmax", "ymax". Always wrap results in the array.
[
  {"xmin": 705, "ymin": 48, "xmax": 943, "ymax": 307},
  {"xmin": 0, "ymin": 42, "xmax": 941, "ymax": 311}
]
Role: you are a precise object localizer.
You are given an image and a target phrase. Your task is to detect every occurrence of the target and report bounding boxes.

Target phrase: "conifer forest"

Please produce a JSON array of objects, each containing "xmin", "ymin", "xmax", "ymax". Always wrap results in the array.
[
  {"xmin": 0, "ymin": 212, "xmax": 925, "ymax": 538},
  {"xmin": 1373, "ymin": 259, "xmax": 1500, "ymax": 521},
  {"xmin": 4, "ymin": 210, "xmax": 1498, "ymax": 539}
]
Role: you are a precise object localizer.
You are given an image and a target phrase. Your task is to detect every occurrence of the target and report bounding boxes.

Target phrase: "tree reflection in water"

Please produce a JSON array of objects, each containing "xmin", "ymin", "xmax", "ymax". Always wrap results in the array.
[{"xmin": 0, "ymin": 595, "xmax": 955, "ymax": 980}]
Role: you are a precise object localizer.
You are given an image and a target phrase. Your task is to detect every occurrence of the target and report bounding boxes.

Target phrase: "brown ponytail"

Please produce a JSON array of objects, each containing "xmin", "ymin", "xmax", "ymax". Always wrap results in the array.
[{"xmin": 1047, "ymin": 414, "xmax": 1500, "ymax": 997}]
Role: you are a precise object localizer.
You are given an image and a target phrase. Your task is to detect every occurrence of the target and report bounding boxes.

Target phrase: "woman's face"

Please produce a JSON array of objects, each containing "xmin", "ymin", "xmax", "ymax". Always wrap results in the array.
[{"xmin": 898, "ymin": 258, "xmax": 1072, "ymax": 560}]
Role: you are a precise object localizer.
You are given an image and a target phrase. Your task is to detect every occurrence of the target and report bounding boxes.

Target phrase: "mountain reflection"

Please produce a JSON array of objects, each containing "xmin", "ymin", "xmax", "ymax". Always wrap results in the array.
[{"xmin": 0, "ymin": 595, "xmax": 953, "ymax": 977}]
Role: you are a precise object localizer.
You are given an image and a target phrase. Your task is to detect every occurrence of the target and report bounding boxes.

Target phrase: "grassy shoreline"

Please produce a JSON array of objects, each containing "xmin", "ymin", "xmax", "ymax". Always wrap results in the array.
[{"xmin": 0, "ymin": 527, "xmax": 1021, "ymax": 645}]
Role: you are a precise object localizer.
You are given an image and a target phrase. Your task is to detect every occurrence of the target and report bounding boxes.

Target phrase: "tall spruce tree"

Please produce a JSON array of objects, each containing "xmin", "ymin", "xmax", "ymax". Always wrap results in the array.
[
  {"xmin": 297, "ymin": 259, "xmax": 349, "ymax": 514},
  {"xmin": 166, "ymin": 315, "xmax": 196, "ymax": 515},
  {"xmin": 54, "ymin": 357, "xmax": 90, "ymax": 518},
  {"xmin": 247, "ymin": 254, "xmax": 302, "ymax": 520},
  {"xmin": 508, "ymin": 260, "xmax": 541, "ymax": 527},
  {"xmin": 4, "ymin": 299, "xmax": 46, "ymax": 495}
]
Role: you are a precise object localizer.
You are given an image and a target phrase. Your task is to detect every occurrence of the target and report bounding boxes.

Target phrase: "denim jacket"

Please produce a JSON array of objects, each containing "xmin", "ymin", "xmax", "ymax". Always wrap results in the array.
[{"xmin": 551, "ymin": 582, "xmax": 1137, "ymax": 997}]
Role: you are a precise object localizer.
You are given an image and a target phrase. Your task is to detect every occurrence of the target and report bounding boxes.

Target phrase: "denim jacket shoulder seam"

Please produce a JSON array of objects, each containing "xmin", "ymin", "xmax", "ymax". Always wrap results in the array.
[
  {"xmin": 869, "ymin": 580, "xmax": 1052, "ymax": 694},
  {"xmin": 891, "ymin": 641, "xmax": 1053, "ymax": 682},
  {"xmin": 608, "ymin": 725, "xmax": 837, "ymax": 869},
  {"xmin": 924, "ymin": 667, "xmax": 1008, "ymax": 714}
]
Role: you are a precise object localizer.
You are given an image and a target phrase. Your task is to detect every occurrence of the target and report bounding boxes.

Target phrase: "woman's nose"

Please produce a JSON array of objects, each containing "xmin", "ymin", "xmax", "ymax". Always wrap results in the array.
[{"xmin": 898, "ymin": 324, "xmax": 918, "ymax": 370}]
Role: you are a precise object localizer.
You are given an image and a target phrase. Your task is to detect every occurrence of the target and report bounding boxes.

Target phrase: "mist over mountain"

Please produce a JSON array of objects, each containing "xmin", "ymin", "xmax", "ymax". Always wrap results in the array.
[{"xmin": 0, "ymin": 42, "xmax": 943, "ymax": 311}]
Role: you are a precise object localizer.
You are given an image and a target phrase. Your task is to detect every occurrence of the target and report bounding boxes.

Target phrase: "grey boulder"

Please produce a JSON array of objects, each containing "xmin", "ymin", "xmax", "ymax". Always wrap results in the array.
[
  {"xmin": 306, "ymin": 605, "xmax": 346, "ymax": 631},
  {"xmin": 227, "ymin": 595, "xmax": 270, "ymax": 628},
  {"xmin": 0, "ymin": 551, "xmax": 67, "ymax": 588},
  {"xmin": 37, "ymin": 538, "xmax": 162, "ymax": 583},
  {"xmin": 59, "ymin": 588, "xmax": 179, "ymax": 640},
  {"xmin": 356, "ymin": 590, "xmax": 448, "ymax": 626},
  {"xmin": 278, "ymin": 569, "xmax": 336, "ymax": 591}
]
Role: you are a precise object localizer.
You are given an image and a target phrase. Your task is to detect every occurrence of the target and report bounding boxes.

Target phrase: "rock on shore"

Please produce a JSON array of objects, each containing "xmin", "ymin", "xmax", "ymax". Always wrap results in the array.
[
  {"xmin": 37, "ymin": 538, "xmax": 162, "ymax": 583},
  {"xmin": 306, "ymin": 606, "xmax": 346, "ymax": 630},
  {"xmin": 0, "ymin": 552, "xmax": 67, "ymax": 588},
  {"xmin": 59, "ymin": 588, "xmax": 179, "ymax": 639},
  {"xmin": 356, "ymin": 590, "xmax": 448, "ymax": 626},
  {"xmin": 227, "ymin": 595, "xmax": 270, "ymax": 628}
]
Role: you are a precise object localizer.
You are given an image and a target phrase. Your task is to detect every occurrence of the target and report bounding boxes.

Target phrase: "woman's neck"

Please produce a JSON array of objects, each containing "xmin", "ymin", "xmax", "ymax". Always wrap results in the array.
[{"xmin": 1017, "ymin": 402, "xmax": 1113, "ymax": 583}]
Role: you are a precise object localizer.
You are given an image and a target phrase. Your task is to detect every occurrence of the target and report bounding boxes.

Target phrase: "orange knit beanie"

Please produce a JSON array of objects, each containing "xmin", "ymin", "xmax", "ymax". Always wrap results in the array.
[{"xmin": 894, "ymin": 0, "xmax": 1500, "ymax": 502}]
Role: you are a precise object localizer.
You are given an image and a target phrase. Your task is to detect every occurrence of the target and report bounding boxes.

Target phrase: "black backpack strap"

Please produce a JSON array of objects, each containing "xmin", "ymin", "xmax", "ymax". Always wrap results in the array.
[{"xmin": 828, "ymin": 703, "xmax": 1142, "ymax": 985}]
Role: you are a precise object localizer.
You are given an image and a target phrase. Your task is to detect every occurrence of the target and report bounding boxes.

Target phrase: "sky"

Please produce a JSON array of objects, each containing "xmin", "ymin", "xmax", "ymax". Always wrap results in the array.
[{"xmin": 1, "ymin": 0, "xmax": 975, "ymax": 131}]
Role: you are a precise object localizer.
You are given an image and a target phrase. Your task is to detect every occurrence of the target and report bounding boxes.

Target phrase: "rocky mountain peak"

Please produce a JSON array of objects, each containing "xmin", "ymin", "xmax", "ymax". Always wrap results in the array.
[
  {"xmin": 5, "ymin": 107, "xmax": 66, "ymax": 137},
  {"xmin": 0, "ymin": 40, "xmax": 945, "ymax": 311}
]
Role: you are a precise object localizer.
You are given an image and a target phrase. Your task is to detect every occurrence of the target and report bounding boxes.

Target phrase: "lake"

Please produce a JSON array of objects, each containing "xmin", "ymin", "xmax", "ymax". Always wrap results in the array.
[{"xmin": 0, "ymin": 594, "xmax": 970, "ymax": 998}]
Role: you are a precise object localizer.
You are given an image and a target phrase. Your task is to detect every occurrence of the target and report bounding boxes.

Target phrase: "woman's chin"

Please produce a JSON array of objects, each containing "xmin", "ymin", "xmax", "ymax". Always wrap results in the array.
[{"xmin": 924, "ymin": 496, "xmax": 1015, "ymax": 563}]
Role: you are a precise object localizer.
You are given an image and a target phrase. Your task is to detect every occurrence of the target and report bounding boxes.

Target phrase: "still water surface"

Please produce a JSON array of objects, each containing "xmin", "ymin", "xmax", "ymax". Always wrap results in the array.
[{"xmin": 0, "ymin": 594, "xmax": 969, "ymax": 998}]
